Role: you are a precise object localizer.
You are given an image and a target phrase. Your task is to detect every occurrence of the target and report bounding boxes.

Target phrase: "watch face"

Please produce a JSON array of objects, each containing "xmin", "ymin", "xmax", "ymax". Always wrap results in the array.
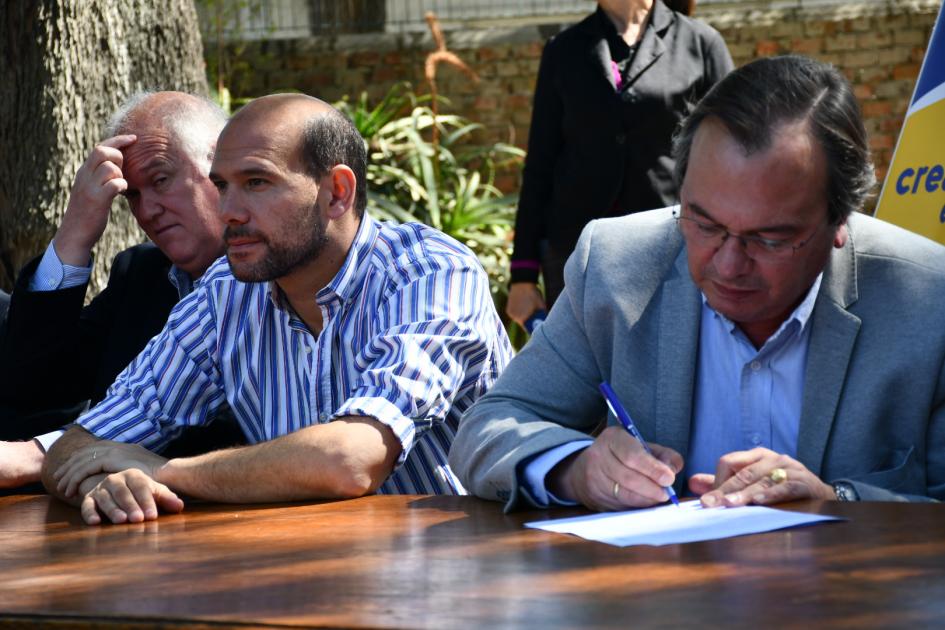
[{"xmin": 834, "ymin": 482, "xmax": 856, "ymax": 502}]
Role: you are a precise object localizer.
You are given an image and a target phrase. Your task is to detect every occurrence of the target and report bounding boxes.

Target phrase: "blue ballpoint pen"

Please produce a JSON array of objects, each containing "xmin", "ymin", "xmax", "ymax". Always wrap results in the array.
[{"xmin": 598, "ymin": 381, "xmax": 680, "ymax": 506}]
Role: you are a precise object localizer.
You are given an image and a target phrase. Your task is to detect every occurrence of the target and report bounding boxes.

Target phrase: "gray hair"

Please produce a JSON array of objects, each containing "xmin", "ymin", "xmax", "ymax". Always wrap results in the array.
[
  {"xmin": 106, "ymin": 91, "xmax": 227, "ymax": 175},
  {"xmin": 672, "ymin": 55, "xmax": 876, "ymax": 224}
]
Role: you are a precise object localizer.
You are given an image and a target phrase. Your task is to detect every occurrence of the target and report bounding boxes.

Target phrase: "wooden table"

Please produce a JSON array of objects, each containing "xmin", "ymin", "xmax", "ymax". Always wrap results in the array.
[{"xmin": 0, "ymin": 495, "xmax": 943, "ymax": 628}]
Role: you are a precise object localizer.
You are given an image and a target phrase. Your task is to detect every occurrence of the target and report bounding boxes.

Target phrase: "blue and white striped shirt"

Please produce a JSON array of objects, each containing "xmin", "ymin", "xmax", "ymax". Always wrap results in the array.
[{"xmin": 78, "ymin": 215, "xmax": 513, "ymax": 495}]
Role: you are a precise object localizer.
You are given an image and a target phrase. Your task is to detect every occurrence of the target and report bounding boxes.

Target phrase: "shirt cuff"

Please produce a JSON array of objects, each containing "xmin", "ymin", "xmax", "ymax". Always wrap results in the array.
[
  {"xmin": 34, "ymin": 429, "xmax": 66, "ymax": 453},
  {"xmin": 509, "ymin": 266, "xmax": 541, "ymax": 285},
  {"xmin": 522, "ymin": 439, "xmax": 593, "ymax": 507},
  {"xmin": 28, "ymin": 241, "xmax": 92, "ymax": 292}
]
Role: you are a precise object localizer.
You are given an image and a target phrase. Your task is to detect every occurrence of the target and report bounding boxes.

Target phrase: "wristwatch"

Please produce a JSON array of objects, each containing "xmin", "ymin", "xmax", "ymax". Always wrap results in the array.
[{"xmin": 832, "ymin": 481, "xmax": 859, "ymax": 502}]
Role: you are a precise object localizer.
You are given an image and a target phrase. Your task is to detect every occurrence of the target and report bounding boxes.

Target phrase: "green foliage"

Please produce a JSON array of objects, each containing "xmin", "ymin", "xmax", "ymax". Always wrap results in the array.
[{"xmin": 336, "ymin": 83, "xmax": 524, "ymax": 308}]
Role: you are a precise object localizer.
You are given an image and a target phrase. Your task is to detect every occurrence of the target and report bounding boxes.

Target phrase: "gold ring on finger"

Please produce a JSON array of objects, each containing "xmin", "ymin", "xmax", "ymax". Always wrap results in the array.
[
  {"xmin": 768, "ymin": 467, "xmax": 787, "ymax": 484},
  {"xmin": 612, "ymin": 481, "xmax": 620, "ymax": 500}
]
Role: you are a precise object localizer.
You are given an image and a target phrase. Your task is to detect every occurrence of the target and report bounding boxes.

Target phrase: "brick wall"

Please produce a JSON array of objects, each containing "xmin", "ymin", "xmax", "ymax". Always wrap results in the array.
[{"xmin": 211, "ymin": 0, "xmax": 941, "ymax": 197}]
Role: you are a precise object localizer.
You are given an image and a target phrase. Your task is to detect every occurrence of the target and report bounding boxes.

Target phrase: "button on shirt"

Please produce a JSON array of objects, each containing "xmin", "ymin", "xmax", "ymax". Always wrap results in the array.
[
  {"xmin": 685, "ymin": 274, "xmax": 823, "ymax": 480},
  {"xmin": 77, "ymin": 216, "xmax": 513, "ymax": 495}
]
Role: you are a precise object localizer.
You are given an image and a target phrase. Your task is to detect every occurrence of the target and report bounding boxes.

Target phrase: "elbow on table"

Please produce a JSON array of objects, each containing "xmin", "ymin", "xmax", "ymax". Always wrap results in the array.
[
  {"xmin": 333, "ymin": 470, "xmax": 379, "ymax": 499},
  {"xmin": 302, "ymin": 419, "xmax": 400, "ymax": 500},
  {"xmin": 317, "ymin": 453, "xmax": 391, "ymax": 500}
]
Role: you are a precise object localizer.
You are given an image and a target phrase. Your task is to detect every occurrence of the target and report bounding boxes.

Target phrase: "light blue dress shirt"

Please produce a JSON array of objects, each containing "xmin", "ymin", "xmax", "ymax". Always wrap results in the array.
[
  {"xmin": 29, "ymin": 240, "xmax": 195, "ymax": 297},
  {"xmin": 29, "ymin": 241, "xmax": 95, "ymax": 292},
  {"xmin": 685, "ymin": 274, "xmax": 821, "ymax": 480}
]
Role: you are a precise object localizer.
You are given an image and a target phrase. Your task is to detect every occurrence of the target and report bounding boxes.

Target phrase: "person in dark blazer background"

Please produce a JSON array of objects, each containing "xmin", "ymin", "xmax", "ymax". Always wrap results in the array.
[
  {"xmin": 0, "ymin": 244, "xmax": 186, "ymax": 440},
  {"xmin": 0, "ymin": 91, "xmax": 244, "ymax": 490},
  {"xmin": 506, "ymin": 0, "xmax": 733, "ymax": 329}
]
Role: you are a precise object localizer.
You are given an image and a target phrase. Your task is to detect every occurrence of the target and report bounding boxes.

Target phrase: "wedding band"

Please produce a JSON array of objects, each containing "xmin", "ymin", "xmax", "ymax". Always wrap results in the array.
[
  {"xmin": 769, "ymin": 468, "xmax": 787, "ymax": 484},
  {"xmin": 612, "ymin": 481, "xmax": 620, "ymax": 499}
]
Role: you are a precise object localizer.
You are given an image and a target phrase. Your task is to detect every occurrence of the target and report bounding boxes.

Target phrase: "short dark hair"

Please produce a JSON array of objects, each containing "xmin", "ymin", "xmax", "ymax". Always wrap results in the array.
[
  {"xmin": 301, "ymin": 109, "xmax": 368, "ymax": 217},
  {"xmin": 672, "ymin": 55, "xmax": 875, "ymax": 224},
  {"xmin": 662, "ymin": 0, "xmax": 694, "ymax": 16}
]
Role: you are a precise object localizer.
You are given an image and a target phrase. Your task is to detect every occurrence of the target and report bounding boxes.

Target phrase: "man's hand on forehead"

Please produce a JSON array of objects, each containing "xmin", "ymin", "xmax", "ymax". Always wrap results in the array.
[{"xmin": 53, "ymin": 134, "xmax": 138, "ymax": 267}]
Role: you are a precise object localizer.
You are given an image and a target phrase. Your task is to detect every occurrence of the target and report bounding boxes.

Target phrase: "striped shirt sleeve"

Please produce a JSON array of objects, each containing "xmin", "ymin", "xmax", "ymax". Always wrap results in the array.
[
  {"xmin": 332, "ymin": 247, "xmax": 497, "ymax": 467},
  {"xmin": 77, "ymin": 286, "xmax": 226, "ymax": 451}
]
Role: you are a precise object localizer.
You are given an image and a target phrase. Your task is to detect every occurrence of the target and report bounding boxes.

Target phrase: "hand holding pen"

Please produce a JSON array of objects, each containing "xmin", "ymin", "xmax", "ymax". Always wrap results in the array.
[
  {"xmin": 546, "ymin": 382, "xmax": 683, "ymax": 511},
  {"xmin": 599, "ymin": 381, "xmax": 680, "ymax": 507}
]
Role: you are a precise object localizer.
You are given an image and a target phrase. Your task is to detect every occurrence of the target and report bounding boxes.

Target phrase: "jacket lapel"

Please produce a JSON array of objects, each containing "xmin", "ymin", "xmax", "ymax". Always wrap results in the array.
[
  {"xmin": 797, "ymin": 228, "xmax": 861, "ymax": 476},
  {"xmin": 579, "ymin": 16, "xmax": 617, "ymax": 91},
  {"xmin": 570, "ymin": 10, "xmax": 619, "ymax": 92},
  {"xmin": 654, "ymin": 248, "xmax": 701, "ymax": 471},
  {"xmin": 592, "ymin": 38, "xmax": 617, "ymax": 91}
]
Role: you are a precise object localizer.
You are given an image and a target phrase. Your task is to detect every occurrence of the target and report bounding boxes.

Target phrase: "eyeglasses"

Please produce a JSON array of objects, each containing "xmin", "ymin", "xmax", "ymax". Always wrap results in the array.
[{"xmin": 674, "ymin": 211, "xmax": 828, "ymax": 263}]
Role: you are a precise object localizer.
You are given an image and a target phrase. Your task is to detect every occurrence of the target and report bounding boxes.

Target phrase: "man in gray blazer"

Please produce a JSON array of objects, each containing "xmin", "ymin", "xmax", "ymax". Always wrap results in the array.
[{"xmin": 450, "ymin": 55, "xmax": 945, "ymax": 511}]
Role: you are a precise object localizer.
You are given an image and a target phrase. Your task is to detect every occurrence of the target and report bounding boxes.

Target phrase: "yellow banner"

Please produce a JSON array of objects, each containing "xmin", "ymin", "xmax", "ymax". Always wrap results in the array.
[{"xmin": 874, "ymin": 5, "xmax": 945, "ymax": 241}]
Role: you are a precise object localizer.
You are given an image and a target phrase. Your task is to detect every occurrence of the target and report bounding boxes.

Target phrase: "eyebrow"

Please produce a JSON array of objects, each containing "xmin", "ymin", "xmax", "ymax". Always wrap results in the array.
[
  {"xmin": 210, "ymin": 166, "xmax": 277, "ymax": 181},
  {"xmin": 687, "ymin": 202, "xmax": 803, "ymax": 235},
  {"xmin": 136, "ymin": 156, "xmax": 172, "ymax": 175}
]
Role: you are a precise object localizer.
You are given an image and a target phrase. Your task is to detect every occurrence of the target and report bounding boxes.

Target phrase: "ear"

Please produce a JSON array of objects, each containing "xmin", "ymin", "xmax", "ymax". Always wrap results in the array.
[
  {"xmin": 833, "ymin": 221, "xmax": 848, "ymax": 248},
  {"xmin": 324, "ymin": 165, "xmax": 357, "ymax": 220}
]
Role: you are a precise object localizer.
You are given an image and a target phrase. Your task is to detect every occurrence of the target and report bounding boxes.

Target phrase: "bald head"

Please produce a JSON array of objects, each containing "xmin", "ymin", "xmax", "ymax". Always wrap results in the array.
[
  {"xmin": 221, "ymin": 93, "xmax": 368, "ymax": 216},
  {"xmin": 108, "ymin": 91, "xmax": 227, "ymax": 175},
  {"xmin": 227, "ymin": 93, "xmax": 332, "ymax": 129}
]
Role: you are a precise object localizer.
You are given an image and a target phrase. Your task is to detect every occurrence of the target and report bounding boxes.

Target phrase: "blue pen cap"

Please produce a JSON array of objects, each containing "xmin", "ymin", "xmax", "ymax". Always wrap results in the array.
[{"xmin": 524, "ymin": 310, "xmax": 547, "ymax": 334}]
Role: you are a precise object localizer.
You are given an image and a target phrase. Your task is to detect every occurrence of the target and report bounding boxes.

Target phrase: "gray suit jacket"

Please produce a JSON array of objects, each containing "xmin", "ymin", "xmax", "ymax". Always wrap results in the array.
[{"xmin": 450, "ymin": 208, "xmax": 945, "ymax": 509}]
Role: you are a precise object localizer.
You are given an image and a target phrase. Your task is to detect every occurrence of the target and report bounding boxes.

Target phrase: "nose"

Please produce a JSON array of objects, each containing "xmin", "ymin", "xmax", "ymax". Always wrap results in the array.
[
  {"xmin": 134, "ymin": 189, "xmax": 165, "ymax": 224},
  {"xmin": 711, "ymin": 232, "xmax": 753, "ymax": 279},
  {"xmin": 218, "ymin": 187, "xmax": 249, "ymax": 225}
]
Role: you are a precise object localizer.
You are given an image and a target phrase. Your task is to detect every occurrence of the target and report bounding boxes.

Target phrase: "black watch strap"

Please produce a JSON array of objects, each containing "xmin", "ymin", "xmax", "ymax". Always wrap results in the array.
[{"xmin": 832, "ymin": 481, "xmax": 859, "ymax": 502}]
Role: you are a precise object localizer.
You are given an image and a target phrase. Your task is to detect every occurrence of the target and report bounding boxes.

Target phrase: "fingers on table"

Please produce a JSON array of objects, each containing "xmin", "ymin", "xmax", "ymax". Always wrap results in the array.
[
  {"xmin": 704, "ymin": 451, "xmax": 795, "ymax": 507},
  {"xmin": 79, "ymin": 472, "xmax": 182, "ymax": 526},
  {"xmin": 711, "ymin": 448, "xmax": 771, "ymax": 486},
  {"xmin": 79, "ymin": 494, "xmax": 103, "ymax": 526},
  {"xmin": 687, "ymin": 473, "xmax": 716, "ymax": 496},
  {"xmin": 83, "ymin": 483, "xmax": 128, "ymax": 525}
]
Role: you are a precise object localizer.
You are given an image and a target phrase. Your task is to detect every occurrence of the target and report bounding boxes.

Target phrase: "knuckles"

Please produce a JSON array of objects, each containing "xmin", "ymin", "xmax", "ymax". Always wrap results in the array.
[{"xmin": 733, "ymin": 467, "xmax": 757, "ymax": 486}]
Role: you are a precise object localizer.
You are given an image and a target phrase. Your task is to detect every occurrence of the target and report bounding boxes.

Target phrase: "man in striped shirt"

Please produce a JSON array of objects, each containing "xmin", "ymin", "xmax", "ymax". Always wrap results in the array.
[{"xmin": 43, "ymin": 94, "xmax": 513, "ymax": 525}]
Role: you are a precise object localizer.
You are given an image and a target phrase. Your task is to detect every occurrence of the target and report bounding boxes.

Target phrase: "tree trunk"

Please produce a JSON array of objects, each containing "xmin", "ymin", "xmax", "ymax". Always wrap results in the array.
[{"xmin": 0, "ymin": 0, "xmax": 208, "ymax": 294}]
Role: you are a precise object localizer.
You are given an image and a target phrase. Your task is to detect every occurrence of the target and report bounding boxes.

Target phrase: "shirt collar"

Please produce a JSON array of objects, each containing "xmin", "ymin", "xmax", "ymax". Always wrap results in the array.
[
  {"xmin": 265, "ymin": 213, "xmax": 380, "ymax": 311},
  {"xmin": 319, "ymin": 213, "xmax": 378, "ymax": 303},
  {"xmin": 596, "ymin": 5, "xmax": 633, "ymax": 57},
  {"xmin": 595, "ymin": 0, "xmax": 670, "ymax": 44},
  {"xmin": 167, "ymin": 265, "xmax": 202, "ymax": 299}
]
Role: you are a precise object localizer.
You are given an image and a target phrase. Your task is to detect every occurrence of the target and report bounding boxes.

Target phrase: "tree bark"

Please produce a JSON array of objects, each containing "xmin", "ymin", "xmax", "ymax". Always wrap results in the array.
[{"xmin": 0, "ymin": 0, "xmax": 208, "ymax": 294}]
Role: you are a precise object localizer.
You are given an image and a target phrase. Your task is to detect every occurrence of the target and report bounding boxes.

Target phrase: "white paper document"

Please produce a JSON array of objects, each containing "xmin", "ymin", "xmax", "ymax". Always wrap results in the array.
[{"xmin": 525, "ymin": 500, "xmax": 843, "ymax": 547}]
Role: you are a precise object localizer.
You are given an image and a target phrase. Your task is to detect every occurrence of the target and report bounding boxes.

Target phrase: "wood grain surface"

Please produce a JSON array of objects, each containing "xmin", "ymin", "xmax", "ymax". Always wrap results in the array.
[{"xmin": 1, "ymin": 495, "xmax": 943, "ymax": 628}]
